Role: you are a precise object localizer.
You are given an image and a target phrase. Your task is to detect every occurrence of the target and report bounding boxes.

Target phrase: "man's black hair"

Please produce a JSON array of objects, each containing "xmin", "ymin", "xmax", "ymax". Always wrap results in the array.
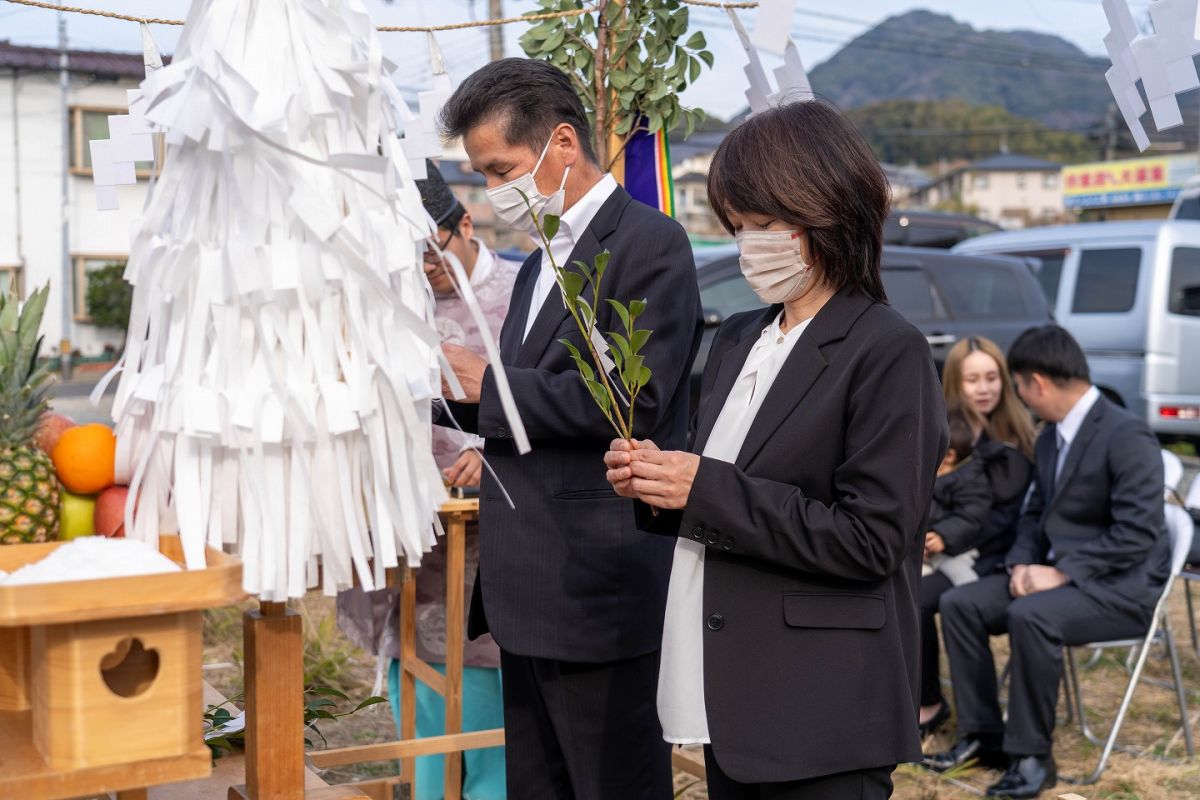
[
  {"xmin": 439, "ymin": 58, "xmax": 599, "ymax": 166},
  {"xmin": 1007, "ymin": 324, "xmax": 1091, "ymax": 384}
]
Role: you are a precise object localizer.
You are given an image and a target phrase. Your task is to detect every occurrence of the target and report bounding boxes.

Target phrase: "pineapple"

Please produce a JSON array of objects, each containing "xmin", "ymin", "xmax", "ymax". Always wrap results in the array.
[{"xmin": 0, "ymin": 284, "xmax": 60, "ymax": 544}]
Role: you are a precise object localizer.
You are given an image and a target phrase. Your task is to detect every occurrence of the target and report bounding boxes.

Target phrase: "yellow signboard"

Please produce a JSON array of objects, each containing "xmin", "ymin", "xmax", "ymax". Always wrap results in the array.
[{"xmin": 1062, "ymin": 154, "xmax": 1199, "ymax": 208}]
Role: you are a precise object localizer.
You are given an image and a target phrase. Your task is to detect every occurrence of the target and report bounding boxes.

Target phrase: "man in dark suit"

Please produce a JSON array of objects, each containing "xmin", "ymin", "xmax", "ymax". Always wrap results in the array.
[
  {"xmin": 926, "ymin": 325, "xmax": 1167, "ymax": 798},
  {"xmin": 436, "ymin": 58, "xmax": 702, "ymax": 799}
]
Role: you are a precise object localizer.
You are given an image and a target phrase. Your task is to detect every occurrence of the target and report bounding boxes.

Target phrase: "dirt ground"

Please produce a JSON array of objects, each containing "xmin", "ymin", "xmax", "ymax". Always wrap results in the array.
[{"xmin": 204, "ymin": 583, "xmax": 1200, "ymax": 800}]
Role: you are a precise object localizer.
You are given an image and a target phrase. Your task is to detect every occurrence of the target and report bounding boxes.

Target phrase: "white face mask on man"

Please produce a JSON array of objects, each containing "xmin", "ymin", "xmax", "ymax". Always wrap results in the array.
[
  {"xmin": 486, "ymin": 133, "xmax": 571, "ymax": 238},
  {"xmin": 735, "ymin": 229, "xmax": 814, "ymax": 304}
]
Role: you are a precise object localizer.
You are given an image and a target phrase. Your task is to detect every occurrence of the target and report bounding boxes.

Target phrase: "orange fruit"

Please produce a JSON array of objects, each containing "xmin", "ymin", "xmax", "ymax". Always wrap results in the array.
[{"xmin": 50, "ymin": 423, "xmax": 117, "ymax": 494}]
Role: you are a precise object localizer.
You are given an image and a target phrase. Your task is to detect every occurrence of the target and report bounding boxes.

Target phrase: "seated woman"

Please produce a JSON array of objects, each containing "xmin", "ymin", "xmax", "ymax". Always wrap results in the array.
[
  {"xmin": 918, "ymin": 337, "xmax": 1035, "ymax": 736},
  {"xmin": 604, "ymin": 99, "xmax": 948, "ymax": 799}
]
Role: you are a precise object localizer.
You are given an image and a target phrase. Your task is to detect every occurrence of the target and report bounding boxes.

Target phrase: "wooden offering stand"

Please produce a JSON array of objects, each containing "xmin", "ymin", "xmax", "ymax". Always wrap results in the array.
[
  {"xmin": 0, "ymin": 535, "xmax": 243, "ymax": 800},
  {"xmin": 226, "ymin": 498, "xmax": 497, "ymax": 800}
]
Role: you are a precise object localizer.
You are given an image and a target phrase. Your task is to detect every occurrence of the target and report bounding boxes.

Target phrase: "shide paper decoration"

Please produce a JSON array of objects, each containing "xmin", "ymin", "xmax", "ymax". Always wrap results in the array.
[
  {"xmin": 728, "ymin": 1, "xmax": 812, "ymax": 115},
  {"xmin": 89, "ymin": 23, "xmax": 162, "ymax": 211},
  {"xmin": 102, "ymin": 0, "xmax": 527, "ymax": 601},
  {"xmin": 1102, "ymin": 0, "xmax": 1200, "ymax": 152}
]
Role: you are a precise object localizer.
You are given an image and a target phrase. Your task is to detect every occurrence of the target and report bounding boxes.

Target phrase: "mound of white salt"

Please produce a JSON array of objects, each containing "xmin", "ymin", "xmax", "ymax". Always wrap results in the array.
[{"xmin": 1, "ymin": 537, "xmax": 181, "ymax": 586}]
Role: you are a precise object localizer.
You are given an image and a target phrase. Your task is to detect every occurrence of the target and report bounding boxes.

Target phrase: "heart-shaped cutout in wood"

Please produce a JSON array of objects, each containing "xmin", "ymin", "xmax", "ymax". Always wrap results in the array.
[{"xmin": 100, "ymin": 637, "xmax": 160, "ymax": 698}]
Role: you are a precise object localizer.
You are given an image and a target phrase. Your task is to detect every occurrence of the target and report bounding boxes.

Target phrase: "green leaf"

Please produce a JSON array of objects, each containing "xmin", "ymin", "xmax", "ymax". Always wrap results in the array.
[
  {"xmin": 638, "ymin": 366, "xmax": 652, "ymax": 388},
  {"xmin": 688, "ymin": 56, "xmax": 701, "ymax": 83},
  {"xmin": 620, "ymin": 354, "xmax": 645, "ymax": 390},
  {"xmin": 354, "ymin": 696, "xmax": 389, "ymax": 713},
  {"xmin": 576, "ymin": 296, "xmax": 594, "ymax": 329},
  {"xmin": 585, "ymin": 377, "xmax": 611, "ymax": 413},
  {"xmin": 699, "ymin": 49, "xmax": 715, "ymax": 68},
  {"xmin": 629, "ymin": 299, "xmax": 648, "ymax": 319},
  {"xmin": 560, "ymin": 271, "xmax": 585, "ymax": 303},
  {"xmin": 542, "ymin": 213, "xmax": 561, "ymax": 240},
  {"xmin": 606, "ymin": 299, "xmax": 631, "ymax": 333},
  {"xmin": 594, "ymin": 250, "xmax": 610, "ymax": 277},
  {"xmin": 308, "ymin": 686, "xmax": 351, "ymax": 701},
  {"xmin": 608, "ymin": 331, "xmax": 632, "ymax": 362},
  {"xmin": 686, "ymin": 31, "xmax": 706, "ymax": 50},
  {"xmin": 559, "ymin": 338, "xmax": 595, "ymax": 382},
  {"xmin": 630, "ymin": 329, "xmax": 651, "ymax": 354}
]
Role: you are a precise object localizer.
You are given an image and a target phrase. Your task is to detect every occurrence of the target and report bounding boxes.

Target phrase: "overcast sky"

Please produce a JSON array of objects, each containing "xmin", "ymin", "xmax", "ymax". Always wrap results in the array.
[{"xmin": 0, "ymin": 0, "xmax": 1149, "ymax": 120}]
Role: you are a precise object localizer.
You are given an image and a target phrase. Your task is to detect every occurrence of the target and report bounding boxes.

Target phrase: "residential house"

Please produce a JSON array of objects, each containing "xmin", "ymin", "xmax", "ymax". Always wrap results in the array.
[
  {"xmin": 1, "ymin": 40, "xmax": 158, "ymax": 358},
  {"xmin": 910, "ymin": 153, "xmax": 1064, "ymax": 229}
]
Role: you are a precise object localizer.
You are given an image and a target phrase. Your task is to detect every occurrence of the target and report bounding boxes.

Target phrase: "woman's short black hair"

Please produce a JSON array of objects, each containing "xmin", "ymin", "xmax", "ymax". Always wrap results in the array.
[
  {"xmin": 706, "ymin": 100, "xmax": 891, "ymax": 304},
  {"xmin": 1007, "ymin": 325, "xmax": 1091, "ymax": 384},
  {"xmin": 439, "ymin": 58, "xmax": 599, "ymax": 166}
]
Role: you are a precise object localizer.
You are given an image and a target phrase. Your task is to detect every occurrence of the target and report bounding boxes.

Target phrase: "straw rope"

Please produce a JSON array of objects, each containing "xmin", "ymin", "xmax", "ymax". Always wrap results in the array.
[
  {"xmin": 0, "ymin": 0, "xmax": 618, "ymax": 30},
  {"xmin": 1, "ymin": 0, "xmax": 760, "ymax": 30}
]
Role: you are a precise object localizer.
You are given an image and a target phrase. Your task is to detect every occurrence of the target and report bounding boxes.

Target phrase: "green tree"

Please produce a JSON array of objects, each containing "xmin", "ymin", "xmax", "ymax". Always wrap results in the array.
[
  {"xmin": 847, "ymin": 100, "xmax": 1096, "ymax": 166},
  {"xmin": 85, "ymin": 262, "xmax": 133, "ymax": 333},
  {"xmin": 520, "ymin": 0, "xmax": 713, "ymax": 170}
]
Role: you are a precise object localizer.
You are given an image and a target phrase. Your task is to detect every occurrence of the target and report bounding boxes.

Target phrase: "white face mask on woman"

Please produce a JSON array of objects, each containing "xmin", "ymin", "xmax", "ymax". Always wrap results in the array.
[
  {"xmin": 485, "ymin": 133, "xmax": 571, "ymax": 238},
  {"xmin": 735, "ymin": 229, "xmax": 814, "ymax": 304}
]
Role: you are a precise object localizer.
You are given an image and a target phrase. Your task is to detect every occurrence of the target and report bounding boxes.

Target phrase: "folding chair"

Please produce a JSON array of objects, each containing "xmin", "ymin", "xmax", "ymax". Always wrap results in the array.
[
  {"xmin": 1061, "ymin": 502, "xmax": 1195, "ymax": 784},
  {"xmin": 1182, "ymin": 472, "xmax": 1200, "ymax": 657}
]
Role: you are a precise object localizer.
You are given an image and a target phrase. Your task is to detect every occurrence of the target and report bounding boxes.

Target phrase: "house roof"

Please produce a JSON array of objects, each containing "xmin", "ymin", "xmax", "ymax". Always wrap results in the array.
[
  {"xmin": 968, "ymin": 153, "xmax": 1061, "ymax": 173},
  {"xmin": 0, "ymin": 40, "xmax": 164, "ymax": 79}
]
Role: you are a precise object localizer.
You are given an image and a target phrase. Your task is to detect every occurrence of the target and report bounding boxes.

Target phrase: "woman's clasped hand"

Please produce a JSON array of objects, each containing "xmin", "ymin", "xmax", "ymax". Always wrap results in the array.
[{"xmin": 604, "ymin": 439, "xmax": 700, "ymax": 510}]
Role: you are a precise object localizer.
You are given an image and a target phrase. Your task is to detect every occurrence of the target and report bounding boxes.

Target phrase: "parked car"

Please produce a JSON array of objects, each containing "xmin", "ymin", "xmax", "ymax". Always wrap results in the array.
[
  {"xmin": 883, "ymin": 209, "xmax": 1001, "ymax": 249},
  {"xmin": 954, "ymin": 221, "xmax": 1200, "ymax": 443},
  {"xmin": 692, "ymin": 244, "xmax": 1053, "ymax": 403}
]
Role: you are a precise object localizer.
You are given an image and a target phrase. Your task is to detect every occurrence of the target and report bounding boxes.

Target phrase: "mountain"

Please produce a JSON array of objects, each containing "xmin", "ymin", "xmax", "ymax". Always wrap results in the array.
[{"xmin": 807, "ymin": 10, "xmax": 1111, "ymax": 132}]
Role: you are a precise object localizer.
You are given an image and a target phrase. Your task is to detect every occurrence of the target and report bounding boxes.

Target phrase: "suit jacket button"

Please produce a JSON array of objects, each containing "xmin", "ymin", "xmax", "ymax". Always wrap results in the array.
[
  {"xmin": 705, "ymin": 531, "xmax": 719, "ymax": 546},
  {"xmin": 721, "ymin": 537, "xmax": 734, "ymax": 551},
  {"xmin": 691, "ymin": 527, "xmax": 704, "ymax": 541},
  {"xmin": 707, "ymin": 613, "xmax": 725, "ymax": 631}
]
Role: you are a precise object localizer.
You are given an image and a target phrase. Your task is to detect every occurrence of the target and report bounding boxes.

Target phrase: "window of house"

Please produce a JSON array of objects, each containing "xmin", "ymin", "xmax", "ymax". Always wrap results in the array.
[
  {"xmin": 1072, "ymin": 248, "xmax": 1141, "ymax": 314},
  {"xmin": 69, "ymin": 107, "xmax": 158, "ymax": 177},
  {"xmin": 1043, "ymin": 173, "xmax": 1059, "ymax": 190},
  {"xmin": 73, "ymin": 254, "xmax": 127, "ymax": 322},
  {"xmin": 972, "ymin": 174, "xmax": 989, "ymax": 190},
  {"xmin": 0, "ymin": 266, "xmax": 21, "ymax": 297},
  {"xmin": 1015, "ymin": 173, "xmax": 1026, "ymax": 189}
]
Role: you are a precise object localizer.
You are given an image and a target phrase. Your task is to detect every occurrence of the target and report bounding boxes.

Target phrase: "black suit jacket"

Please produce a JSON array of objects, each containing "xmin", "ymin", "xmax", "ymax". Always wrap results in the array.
[
  {"xmin": 446, "ymin": 186, "xmax": 702, "ymax": 662},
  {"xmin": 640, "ymin": 288, "xmax": 947, "ymax": 783},
  {"xmin": 1005, "ymin": 396, "xmax": 1168, "ymax": 612}
]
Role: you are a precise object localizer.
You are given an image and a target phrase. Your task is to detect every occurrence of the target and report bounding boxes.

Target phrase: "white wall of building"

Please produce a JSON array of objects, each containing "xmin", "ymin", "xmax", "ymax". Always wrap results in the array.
[
  {"xmin": 961, "ymin": 169, "xmax": 1063, "ymax": 229},
  {"xmin": 1, "ymin": 69, "xmax": 150, "ymax": 358}
]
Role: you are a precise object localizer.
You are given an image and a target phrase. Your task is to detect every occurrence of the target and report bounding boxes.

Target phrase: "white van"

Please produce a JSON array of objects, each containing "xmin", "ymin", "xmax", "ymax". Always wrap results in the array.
[{"xmin": 954, "ymin": 221, "xmax": 1200, "ymax": 442}]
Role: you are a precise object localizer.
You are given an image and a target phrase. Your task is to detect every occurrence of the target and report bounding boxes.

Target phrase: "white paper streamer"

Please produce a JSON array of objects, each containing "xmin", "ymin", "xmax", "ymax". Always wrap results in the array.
[
  {"xmin": 1103, "ymin": 0, "xmax": 1200, "ymax": 151},
  {"xmin": 108, "ymin": 0, "xmax": 532, "ymax": 600},
  {"xmin": 728, "ymin": 7, "xmax": 812, "ymax": 115}
]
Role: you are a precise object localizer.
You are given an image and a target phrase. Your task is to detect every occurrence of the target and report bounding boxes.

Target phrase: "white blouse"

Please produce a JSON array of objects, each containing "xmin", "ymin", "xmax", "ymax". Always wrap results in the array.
[{"xmin": 658, "ymin": 311, "xmax": 813, "ymax": 744}]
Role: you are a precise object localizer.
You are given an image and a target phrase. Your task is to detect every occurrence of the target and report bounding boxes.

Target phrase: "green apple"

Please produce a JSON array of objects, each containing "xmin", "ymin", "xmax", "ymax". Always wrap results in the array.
[{"xmin": 59, "ymin": 490, "xmax": 97, "ymax": 540}]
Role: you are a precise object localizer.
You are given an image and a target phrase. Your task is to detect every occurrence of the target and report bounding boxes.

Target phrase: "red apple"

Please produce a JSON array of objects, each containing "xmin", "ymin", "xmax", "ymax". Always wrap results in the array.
[
  {"xmin": 35, "ymin": 412, "xmax": 75, "ymax": 455},
  {"xmin": 94, "ymin": 485, "xmax": 130, "ymax": 538}
]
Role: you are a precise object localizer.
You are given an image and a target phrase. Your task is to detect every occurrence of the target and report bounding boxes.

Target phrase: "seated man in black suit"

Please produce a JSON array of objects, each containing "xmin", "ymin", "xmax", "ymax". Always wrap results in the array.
[{"xmin": 925, "ymin": 325, "xmax": 1167, "ymax": 798}]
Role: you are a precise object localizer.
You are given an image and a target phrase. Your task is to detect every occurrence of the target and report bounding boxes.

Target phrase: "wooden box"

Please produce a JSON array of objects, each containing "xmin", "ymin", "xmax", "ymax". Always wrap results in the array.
[{"xmin": 0, "ymin": 535, "xmax": 244, "ymax": 799}]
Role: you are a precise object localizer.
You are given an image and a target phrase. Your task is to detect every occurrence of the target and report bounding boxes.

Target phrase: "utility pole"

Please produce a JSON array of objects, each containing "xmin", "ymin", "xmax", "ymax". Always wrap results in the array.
[
  {"xmin": 58, "ymin": 13, "xmax": 72, "ymax": 380},
  {"xmin": 488, "ymin": 0, "xmax": 504, "ymax": 61},
  {"xmin": 1104, "ymin": 102, "xmax": 1118, "ymax": 162}
]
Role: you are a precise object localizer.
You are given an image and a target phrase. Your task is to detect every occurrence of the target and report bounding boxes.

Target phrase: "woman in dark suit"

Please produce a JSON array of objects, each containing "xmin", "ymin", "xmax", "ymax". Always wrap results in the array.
[{"xmin": 604, "ymin": 100, "xmax": 948, "ymax": 799}]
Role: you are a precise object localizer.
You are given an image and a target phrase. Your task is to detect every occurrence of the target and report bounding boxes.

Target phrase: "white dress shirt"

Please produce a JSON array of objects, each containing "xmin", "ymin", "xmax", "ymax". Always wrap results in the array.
[
  {"xmin": 1054, "ymin": 384, "xmax": 1100, "ymax": 483},
  {"xmin": 522, "ymin": 173, "xmax": 619, "ymax": 341},
  {"xmin": 658, "ymin": 311, "xmax": 813, "ymax": 744}
]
